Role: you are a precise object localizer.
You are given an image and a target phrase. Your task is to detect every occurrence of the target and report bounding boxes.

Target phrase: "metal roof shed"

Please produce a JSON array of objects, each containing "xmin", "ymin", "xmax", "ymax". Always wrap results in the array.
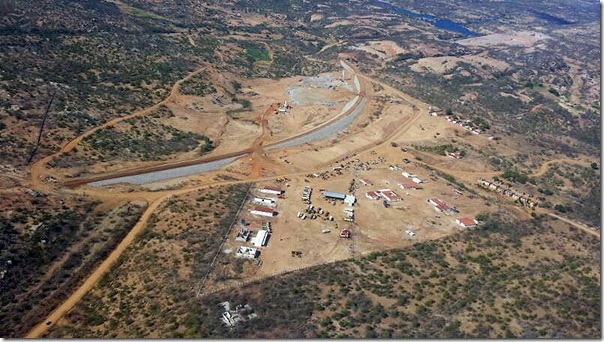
[
  {"xmin": 321, "ymin": 191, "xmax": 346, "ymax": 200},
  {"xmin": 252, "ymin": 230, "xmax": 269, "ymax": 247}
]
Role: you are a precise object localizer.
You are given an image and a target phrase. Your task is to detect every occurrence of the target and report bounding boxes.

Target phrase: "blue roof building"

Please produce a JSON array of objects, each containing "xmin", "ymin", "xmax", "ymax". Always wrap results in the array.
[{"xmin": 321, "ymin": 191, "xmax": 346, "ymax": 200}]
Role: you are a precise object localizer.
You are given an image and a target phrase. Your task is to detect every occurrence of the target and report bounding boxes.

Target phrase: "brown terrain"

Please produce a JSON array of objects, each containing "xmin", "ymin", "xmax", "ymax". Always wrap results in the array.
[{"xmin": 0, "ymin": 0, "xmax": 599, "ymax": 338}]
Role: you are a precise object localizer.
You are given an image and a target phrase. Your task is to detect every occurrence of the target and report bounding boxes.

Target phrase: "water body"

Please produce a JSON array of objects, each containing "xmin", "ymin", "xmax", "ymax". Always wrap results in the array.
[{"xmin": 375, "ymin": 0, "xmax": 483, "ymax": 37}]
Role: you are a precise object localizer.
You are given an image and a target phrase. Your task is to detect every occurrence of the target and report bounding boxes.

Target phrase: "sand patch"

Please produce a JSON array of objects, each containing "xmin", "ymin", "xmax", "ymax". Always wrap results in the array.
[
  {"xmin": 457, "ymin": 31, "xmax": 551, "ymax": 47},
  {"xmin": 410, "ymin": 55, "xmax": 510, "ymax": 74}
]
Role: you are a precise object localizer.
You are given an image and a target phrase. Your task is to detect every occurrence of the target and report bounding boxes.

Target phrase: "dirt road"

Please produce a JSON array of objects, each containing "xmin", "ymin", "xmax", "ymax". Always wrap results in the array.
[
  {"xmin": 29, "ymin": 67, "xmax": 204, "ymax": 191},
  {"xmin": 530, "ymin": 158, "xmax": 593, "ymax": 177},
  {"xmin": 61, "ymin": 60, "xmax": 366, "ymax": 188},
  {"xmin": 24, "ymin": 82, "xmax": 384, "ymax": 337},
  {"xmin": 24, "ymin": 59, "xmax": 599, "ymax": 338},
  {"xmin": 542, "ymin": 211, "xmax": 600, "ymax": 239}
]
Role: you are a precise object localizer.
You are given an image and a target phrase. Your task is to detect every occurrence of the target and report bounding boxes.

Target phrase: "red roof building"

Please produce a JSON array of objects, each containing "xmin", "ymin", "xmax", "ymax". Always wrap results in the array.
[
  {"xmin": 250, "ymin": 207, "xmax": 276, "ymax": 217},
  {"xmin": 456, "ymin": 217, "xmax": 478, "ymax": 228},
  {"xmin": 340, "ymin": 229, "xmax": 351, "ymax": 238},
  {"xmin": 360, "ymin": 179, "xmax": 374, "ymax": 186},
  {"xmin": 365, "ymin": 191, "xmax": 381, "ymax": 200},
  {"xmin": 428, "ymin": 198, "xmax": 451, "ymax": 212},
  {"xmin": 379, "ymin": 189, "xmax": 401, "ymax": 202}
]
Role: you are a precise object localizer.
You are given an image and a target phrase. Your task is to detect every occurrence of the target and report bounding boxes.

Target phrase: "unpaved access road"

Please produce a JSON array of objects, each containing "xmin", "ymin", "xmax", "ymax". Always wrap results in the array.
[
  {"xmin": 29, "ymin": 67, "xmax": 204, "ymax": 191},
  {"xmin": 63, "ymin": 60, "xmax": 367, "ymax": 188},
  {"xmin": 24, "ymin": 59, "xmax": 599, "ymax": 338}
]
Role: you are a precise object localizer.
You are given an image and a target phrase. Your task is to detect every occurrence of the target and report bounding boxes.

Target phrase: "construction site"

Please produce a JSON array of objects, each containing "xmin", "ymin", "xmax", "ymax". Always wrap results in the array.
[
  {"xmin": 199, "ymin": 152, "xmax": 490, "ymax": 294},
  {"xmin": 21, "ymin": 55, "xmax": 598, "ymax": 338}
]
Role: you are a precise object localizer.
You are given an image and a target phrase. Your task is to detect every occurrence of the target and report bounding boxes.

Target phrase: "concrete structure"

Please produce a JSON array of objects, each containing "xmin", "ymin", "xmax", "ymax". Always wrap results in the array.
[
  {"xmin": 343, "ymin": 207, "xmax": 354, "ymax": 221},
  {"xmin": 378, "ymin": 189, "xmax": 401, "ymax": 202},
  {"xmin": 456, "ymin": 217, "xmax": 478, "ymax": 228},
  {"xmin": 220, "ymin": 302, "xmax": 257, "ymax": 327},
  {"xmin": 259, "ymin": 186, "xmax": 284, "ymax": 195},
  {"xmin": 235, "ymin": 246, "xmax": 258, "ymax": 259},
  {"xmin": 235, "ymin": 228, "xmax": 250, "ymax": 242},
  {"xmin": 278, "ymin": 100, "xmax": 290, "ymax": 114},
  {"xmin": 321, "ymin": 191, "xmax": 346, "ymax": 200},
  {"xmin": 344, "ymin": 195, "xmax": 356, "ymax": 206},
  {"xmin": 250, "ymin": 207, "xmax": 276, "ymax": 217}
]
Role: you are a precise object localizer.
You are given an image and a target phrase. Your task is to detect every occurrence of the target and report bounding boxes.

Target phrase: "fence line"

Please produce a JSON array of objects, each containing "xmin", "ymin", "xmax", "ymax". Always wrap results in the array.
[{"xmin": 195, "ymin": 182, "xmax": 253, "ymax": 298}]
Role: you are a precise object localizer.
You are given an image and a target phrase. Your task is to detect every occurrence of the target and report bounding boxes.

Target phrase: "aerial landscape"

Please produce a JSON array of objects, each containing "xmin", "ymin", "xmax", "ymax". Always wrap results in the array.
[{"xmin": 0, "ymin": 0, "xmax": 600, "ymax": 338}]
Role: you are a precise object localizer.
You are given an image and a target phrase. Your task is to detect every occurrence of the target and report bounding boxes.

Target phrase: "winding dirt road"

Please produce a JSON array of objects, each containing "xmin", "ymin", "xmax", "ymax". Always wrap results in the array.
[
  {"xmin": 29, "ymin": 67, "xmax": 204, "ymax": 191},
  {"xmin": 25, "ymin": 61, "xmax": 368, "ymax": 337},
  {"xmin": 24, "ymin": 59, "xmax": 599, "ymax": 338},
  {"xmin": 530, "ymin": 158, "xmax": 593, "ymax": 177}
]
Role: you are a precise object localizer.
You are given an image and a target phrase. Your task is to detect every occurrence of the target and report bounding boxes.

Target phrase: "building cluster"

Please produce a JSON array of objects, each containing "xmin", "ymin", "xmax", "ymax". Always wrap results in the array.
[
  {"xmin": 364, "ymin": 169, "xmax": 425, "ymax": 204},
  {"xmin": 445, "ymin": 116, "xmax": 485, "ymax": 135},
  {"xmin": 477, "ymin": 178, "xmax": 539, "ymax": 208},
  {"xmin": 234, "ymin": 186, "xmax": 285, "ymax": 260},
  {"xmin": 308, "ymin": 156, "xmax": 386, "ymax": 181},
  {"xmin": 276, "ymin": 100, "xmax": 291, "ymax": 114},
  {"xmin": 249, "ymin": 186, "xmax": 285, "ymax": 218},
  {"xmin": 445, "ymin": 150, "xmax": 462, "ymax": 159},
  {"xmin": 320, "ymin": 190, "xmax": 356, "ymax": 222},
  {"xmin": 428, "ymin": 106, "xmax": 444, "ymax": 116},
  {"xmin": 220, "ymin": 301, "xmax": 257, "ymax": 327},
  {"xmin": 401, "ymin": 170, "xmax": 423, "ymax": 184}
]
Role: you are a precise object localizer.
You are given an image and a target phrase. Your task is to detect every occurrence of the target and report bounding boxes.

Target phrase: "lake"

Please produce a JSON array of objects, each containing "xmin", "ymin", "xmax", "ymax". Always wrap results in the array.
[{"xmin": 375, "ymin": 0, "xmax": 483, "ymax": 37}]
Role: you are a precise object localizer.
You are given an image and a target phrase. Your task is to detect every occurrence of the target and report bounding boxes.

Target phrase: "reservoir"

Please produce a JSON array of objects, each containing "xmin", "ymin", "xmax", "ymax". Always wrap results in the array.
[{"xmin": 375, "ymin": 0, "xmax": 483, "ymax": 37}]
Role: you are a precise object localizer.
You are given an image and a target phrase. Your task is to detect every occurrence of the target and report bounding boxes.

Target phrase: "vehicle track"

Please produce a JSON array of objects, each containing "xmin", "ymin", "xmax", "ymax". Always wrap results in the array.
[
  {"xmin": 61, "ymin": 61, "xmax": 366, "ymax": 188},
  {"xmin": 24, "ymin": 60, "xmax": 599, "ymax": 338},
  {"xmin": 29, "ymin": 67, "xmax": 204, "ymax": 191}
]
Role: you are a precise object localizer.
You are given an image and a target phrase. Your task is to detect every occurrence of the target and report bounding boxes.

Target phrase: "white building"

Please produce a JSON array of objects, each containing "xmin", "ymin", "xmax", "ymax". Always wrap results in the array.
[
  {"xmin": 411, "ymin": 177, "xmax": 423, "ymax": 184},
  {"xmin": 344, "ymin": 195, "xmax": 356, "ymax": 206},
  {"xmin": 252, "ymin": 230, "xmax": 269, "ymax": 247},
  {"xmin": 259, "ymin": 186, "xmax": 284, "ymax": 195},
  {"xmin": 378, "ymin": 189, "xmax": 401, "ymax": 202},
  {"xmin": 235, "ymin": 246, "xmax": 258, "ymax": 259},
  {"xmin": 252, "ymin": 197, "xmax": 276, "ymax": 207}
]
